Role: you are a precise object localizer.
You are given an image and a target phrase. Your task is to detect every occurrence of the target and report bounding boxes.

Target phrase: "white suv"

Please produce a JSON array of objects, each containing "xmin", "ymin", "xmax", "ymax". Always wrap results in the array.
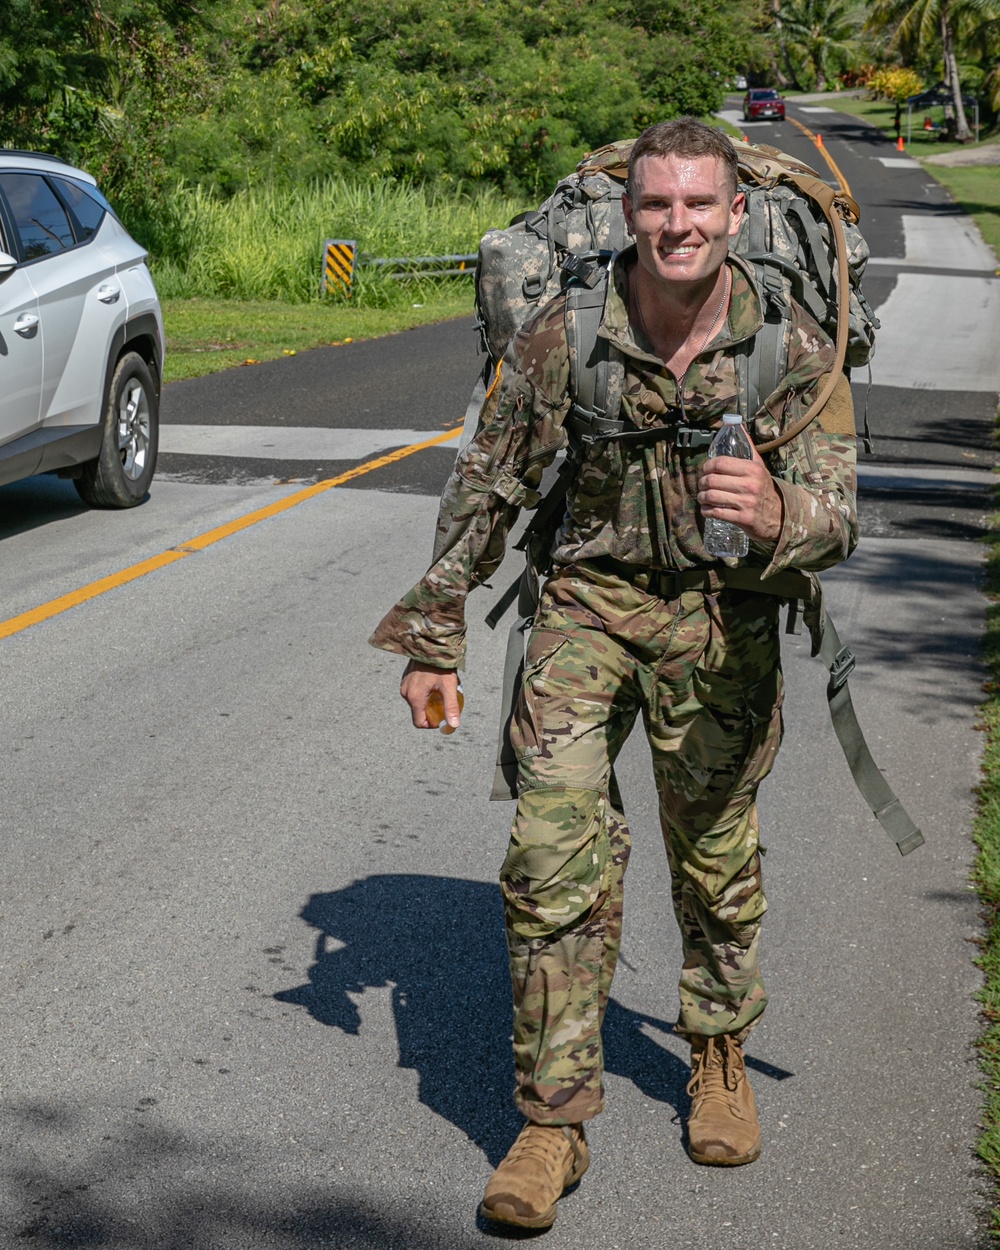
[{"xmin": 0, "ymin": 151, "xmax": 164, "ymax": 506}]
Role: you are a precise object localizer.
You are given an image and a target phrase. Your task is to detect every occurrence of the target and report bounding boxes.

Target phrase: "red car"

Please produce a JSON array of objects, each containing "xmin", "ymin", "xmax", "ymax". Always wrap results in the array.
[{"xmin": 743, "ymin": 89, "xmax": 786, "ymax": 121}]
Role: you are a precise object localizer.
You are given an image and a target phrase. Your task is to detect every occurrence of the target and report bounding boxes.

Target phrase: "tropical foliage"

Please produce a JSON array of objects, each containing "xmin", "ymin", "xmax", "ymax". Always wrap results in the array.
[
  {"xmin": 775, "ymin": 0, "xmax": 863, "ymax": 90},
  {"xmin": 865, "ymin": 63, "xmax": 926, "ymax": 97},
  {"xmin": 0, "ymin": 0, "xmax": 770, "ymax": 216},
  {"xmin": 1, "ymin": 0, "xmax": 998, "ymax": 249},
  {"xmin": 866, "ymin": 0, "xmax": 1000, "ymax": 138}
]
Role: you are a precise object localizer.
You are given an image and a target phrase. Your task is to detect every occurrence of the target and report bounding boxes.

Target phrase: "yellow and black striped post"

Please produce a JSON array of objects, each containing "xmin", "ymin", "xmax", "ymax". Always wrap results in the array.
[{"xmin": 323, "ymin": 239, "xmax": 356, "ymax": 297}]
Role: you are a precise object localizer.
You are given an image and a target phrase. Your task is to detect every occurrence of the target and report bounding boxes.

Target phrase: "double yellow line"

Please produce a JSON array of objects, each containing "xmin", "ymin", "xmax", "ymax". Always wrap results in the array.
[
  {"xmin": 788, "ymin": 116, "xmax": 852, "ymax": 197},
  {"xmin": 0, "ymin": 424, "xmax": 461, "ymax": 641}
]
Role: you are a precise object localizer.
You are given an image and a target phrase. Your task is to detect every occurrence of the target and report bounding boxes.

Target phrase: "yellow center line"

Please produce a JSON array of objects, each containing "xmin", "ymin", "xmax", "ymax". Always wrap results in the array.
[
  {"xmin": 788, "ymin": 116, "xmax": 852, "ymax": 197},
  {"xmin": 0, "ymin": 424, "xmax": 462, "ymax": 641}
]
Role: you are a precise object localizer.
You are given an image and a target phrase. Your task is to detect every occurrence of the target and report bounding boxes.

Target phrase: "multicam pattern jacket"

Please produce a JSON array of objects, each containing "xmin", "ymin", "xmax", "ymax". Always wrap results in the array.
[{"xmin": 370, "ymin": 247, "xmax": 858, "ymax": 671}]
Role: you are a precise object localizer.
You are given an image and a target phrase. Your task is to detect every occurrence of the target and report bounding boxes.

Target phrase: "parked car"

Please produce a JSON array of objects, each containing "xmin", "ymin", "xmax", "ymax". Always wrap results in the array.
[
  {"xmin": 743, "ymin": 89, "xmax": 786, "ymax": 122},
  {"xmin": 735, "ymin": 75, "xmax": 748, "ymax": 90},
  {"xmin": 0, "ymin": 150, "xmax": 164, "ymax": 506}
]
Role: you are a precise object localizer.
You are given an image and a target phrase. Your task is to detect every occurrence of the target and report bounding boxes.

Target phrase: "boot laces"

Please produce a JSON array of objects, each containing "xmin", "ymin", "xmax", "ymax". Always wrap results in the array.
[
  {"xmin": 686, "ymin": 1035, "xmax": 744, "ymax": 1110},
  {"xmin": 506, "ymin": 1125, "xmax": 580, "ymax": 1180}
]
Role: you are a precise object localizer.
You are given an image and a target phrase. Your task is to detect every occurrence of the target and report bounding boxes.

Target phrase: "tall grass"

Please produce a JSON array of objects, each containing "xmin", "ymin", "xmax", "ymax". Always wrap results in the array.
[
  {"xmin": 139, "ymin": 178, "xmax": 521, "ymax": 304},
  {"xmin": 974, "ymin": 503, "xmax": 1000, "ymax": 1238}
]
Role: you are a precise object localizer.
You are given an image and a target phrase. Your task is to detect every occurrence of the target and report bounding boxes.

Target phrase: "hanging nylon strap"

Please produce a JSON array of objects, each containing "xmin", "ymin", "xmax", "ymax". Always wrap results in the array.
[{"xmin": 816, "ymin": 610, "xmax": 925, "ymax": 856}]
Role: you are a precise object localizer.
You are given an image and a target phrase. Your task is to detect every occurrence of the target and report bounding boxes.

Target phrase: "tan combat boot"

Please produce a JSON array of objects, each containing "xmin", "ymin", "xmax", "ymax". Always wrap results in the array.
[
  {"xmin": 480, "ymin": 1122, "xmax": 589, "ymax": 1229},
  {"xmin": 686, "ymin": 1034, "xmax": 762, "ymax": 1166}
]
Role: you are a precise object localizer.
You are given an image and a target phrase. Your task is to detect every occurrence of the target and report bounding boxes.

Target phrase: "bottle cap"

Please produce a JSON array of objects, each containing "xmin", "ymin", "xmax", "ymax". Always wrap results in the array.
[{"xmin": 722, "ymin": 413, "xmax": 743, "ymax": 425}]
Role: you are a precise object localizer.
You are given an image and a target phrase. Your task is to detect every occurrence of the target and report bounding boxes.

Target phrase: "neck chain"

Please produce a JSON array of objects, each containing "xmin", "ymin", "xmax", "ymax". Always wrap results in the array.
[{"xmin": 633, "ymin": 265, "xmax": 731, "ymax": 362}]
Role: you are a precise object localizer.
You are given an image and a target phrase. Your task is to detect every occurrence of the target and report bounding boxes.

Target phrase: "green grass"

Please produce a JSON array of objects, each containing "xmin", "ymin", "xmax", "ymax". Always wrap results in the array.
[
  {"xmin": 974, "ymin": 537, "xmax": 1000, "ymax": 1239},
  {"xmin": 814, "ymin": 92, "xmax": 994, "ymax": 151},
  {"xmin": 921, "ymin": 165, "xmax": 1000, "ymax": 260},
  {"xmin": 147, "ymin": 177, "xmax": 518, "ymax": 304},
  {"xmin": 149, "ymin": 175, "xmax": 514, "ymax": 383},
  {"xmin": 162, "ymin": 286, "xmax": 474, "ymax": 383}
]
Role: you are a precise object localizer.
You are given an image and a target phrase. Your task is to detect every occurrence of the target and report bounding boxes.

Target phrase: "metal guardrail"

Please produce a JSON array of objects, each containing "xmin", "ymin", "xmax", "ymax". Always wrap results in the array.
[
  {"xmin": 362, "ymin": 253, "xmax": 478, "ymax": 279},
  {"xmin": 322, "ymin": 242, "xmax": 477, "ymax": 296}
]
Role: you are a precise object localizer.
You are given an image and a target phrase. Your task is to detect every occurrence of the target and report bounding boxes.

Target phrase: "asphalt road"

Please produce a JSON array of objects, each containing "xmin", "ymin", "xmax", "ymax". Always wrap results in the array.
[{"xmin": 0, "ymin": 99, "xmax": 995, "ymax": 1248}]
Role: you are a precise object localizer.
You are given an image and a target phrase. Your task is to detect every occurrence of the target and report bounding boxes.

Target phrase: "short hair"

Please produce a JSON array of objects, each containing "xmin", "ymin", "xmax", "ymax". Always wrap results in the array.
[{"xmin": 627, "ymin": 118, "xmax": 739, "ymax": 202}]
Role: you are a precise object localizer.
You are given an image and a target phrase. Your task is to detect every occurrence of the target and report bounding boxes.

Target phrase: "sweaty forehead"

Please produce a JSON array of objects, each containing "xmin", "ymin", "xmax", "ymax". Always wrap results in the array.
[{"xmin": 630, "ymin": 153, "xmax": 729, "ymax": 199}]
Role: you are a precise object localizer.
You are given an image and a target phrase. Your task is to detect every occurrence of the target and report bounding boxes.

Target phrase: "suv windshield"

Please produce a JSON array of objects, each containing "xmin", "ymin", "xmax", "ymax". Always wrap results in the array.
[{"xmin": 753, "ymin": 90, "xmax": 780, "ymax": 100}]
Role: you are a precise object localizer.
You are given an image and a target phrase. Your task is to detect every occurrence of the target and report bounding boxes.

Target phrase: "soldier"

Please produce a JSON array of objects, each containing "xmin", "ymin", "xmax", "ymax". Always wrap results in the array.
[{"xmin": 370, "ymin": 118, "xmax": 857, "ymax": 1229}]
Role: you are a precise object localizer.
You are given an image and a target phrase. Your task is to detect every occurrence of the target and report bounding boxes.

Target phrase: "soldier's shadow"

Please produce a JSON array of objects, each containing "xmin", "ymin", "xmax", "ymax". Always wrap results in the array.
[{"xmin": 274, "ymin": 874, "xmax": 690, "ymax": 1166}]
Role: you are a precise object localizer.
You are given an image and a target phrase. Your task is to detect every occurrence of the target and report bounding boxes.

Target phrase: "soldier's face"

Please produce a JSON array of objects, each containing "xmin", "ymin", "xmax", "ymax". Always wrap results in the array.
[{"xmin": 623, "ymin": 153, "xmax": 744, "ymax": 291}]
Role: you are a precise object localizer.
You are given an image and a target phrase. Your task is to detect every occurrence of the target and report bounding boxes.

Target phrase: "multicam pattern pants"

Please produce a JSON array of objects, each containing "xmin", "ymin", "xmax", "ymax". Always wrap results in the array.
[{"xmin": 501, "ymin": 560, "xmax": 783, "ymax": 1125}]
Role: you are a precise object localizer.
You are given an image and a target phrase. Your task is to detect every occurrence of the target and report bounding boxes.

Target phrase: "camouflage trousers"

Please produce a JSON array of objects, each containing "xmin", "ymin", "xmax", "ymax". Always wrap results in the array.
[{"xmin": 501, "ymin": 560, "xmax": 783, "ymax": 1125}]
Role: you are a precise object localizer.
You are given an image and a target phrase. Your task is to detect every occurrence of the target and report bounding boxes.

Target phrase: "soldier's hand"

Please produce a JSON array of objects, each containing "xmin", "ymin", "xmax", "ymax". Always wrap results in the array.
[
  {"xmin": 400, "ymin": 660, "xmax": 462, "ymax": 730},
  {"xmin": 697, "ymin": 441, "xmax": 784, "ymax": 544}
]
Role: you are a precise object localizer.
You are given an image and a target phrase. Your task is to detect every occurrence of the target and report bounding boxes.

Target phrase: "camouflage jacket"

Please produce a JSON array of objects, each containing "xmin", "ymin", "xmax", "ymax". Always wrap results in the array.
[{"xmin": 370, "ymin": 247, "xmax": 858, "ymax": 670}]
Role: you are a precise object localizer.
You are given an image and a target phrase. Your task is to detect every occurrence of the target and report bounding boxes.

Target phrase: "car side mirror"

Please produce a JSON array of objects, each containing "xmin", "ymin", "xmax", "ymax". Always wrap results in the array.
[{"xmin": 0, "ymin": 250, "xmax": 17, "ymax": 282}]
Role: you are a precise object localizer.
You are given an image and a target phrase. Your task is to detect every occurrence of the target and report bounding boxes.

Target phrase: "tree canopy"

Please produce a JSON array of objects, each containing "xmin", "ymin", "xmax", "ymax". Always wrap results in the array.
[
  {"xmin": 777, "ymin": 0, "xmax": 863, "ymax": 90},
  {"xmin": 0, "ymin": 0, "xmax": 770, "ymax": 209},
  {"xmin": 867, "ymin": 0, "xmax": 1000, "ymax": 138},
  {"xmin": 1, "ymin": 0, "xmax": 998, "ymax": 220}
]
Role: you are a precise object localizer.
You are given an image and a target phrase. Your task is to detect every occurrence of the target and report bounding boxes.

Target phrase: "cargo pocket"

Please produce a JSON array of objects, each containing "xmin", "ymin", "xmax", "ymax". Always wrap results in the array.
[
  {"xmin": 742, "ymin": 663, "xmax": 784, "ymax": 790},
  {"xmin": 510, "ymin": 628, "xmax": 570, "ymax": 764},
  {"xmin": 690, "ymin": 659, "xmax": 784, "ymax": 799}
]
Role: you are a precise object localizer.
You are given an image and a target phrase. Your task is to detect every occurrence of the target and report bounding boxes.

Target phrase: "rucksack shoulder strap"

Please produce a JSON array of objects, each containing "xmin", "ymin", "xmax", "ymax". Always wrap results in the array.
[
  {"xmin": 742, "ymin": 305, "xmax": 788, "ymax": 425},
  {"xmin": 733, "ymin": 259, "xmax": 790, "ymax": 426},
  {"xmin": 563, "ymin": 269, "xmax": 626, "ymax": 448},
  {"xmin": 755, "ymin": 316, "xmax": 786, "ymax": 416}
]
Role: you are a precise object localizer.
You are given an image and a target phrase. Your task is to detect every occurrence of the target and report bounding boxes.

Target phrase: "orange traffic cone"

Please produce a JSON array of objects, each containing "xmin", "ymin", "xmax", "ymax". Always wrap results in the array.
[
  {"xmin": 816, "ymin": 132, "xmax": 824, "ymax": 147},
  {"xmin": 896, "ymin": 134, "xmax": 905, "ymax": 151},
  {"xmin": 743, "ymin": 134, "xmax": 749, "ymax": 143}
]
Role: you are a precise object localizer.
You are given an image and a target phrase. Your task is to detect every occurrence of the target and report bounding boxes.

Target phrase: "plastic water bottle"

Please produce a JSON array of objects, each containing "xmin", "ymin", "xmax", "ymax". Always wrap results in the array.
[{"xmin": 703, "ymin": 413, "xmax": 752, "ymax": 559}]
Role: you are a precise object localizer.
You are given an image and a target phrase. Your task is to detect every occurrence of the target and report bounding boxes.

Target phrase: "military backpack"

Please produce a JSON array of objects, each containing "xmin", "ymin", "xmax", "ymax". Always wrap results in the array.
[{"xmin": 464, "ymin": 135, "xmax": 878, "ymax": 454}]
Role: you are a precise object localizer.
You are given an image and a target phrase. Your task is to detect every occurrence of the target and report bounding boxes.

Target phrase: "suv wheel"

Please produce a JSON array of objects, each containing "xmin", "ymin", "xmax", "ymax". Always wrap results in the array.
[{"xmin": 76, "ymin": 351, "xmax": 159, "ymax": 508}]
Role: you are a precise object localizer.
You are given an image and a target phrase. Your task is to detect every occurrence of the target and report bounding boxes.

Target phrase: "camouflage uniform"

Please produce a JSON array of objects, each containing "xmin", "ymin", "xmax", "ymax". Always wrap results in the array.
[{"xmin": 371, "ymin": 247, "xmax": 857, "ymax": 1126}]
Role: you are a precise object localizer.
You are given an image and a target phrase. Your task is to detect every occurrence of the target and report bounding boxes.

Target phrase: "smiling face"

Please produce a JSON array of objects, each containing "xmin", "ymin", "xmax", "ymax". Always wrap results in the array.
[{"xmin": 623, "ymin": 152, "xmax": 745, "ymax": 293}]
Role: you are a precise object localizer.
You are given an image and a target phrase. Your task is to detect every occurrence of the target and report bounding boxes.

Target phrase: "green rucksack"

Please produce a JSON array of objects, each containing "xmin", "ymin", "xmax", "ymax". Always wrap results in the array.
[{"xmin": 465, "ymin": 135, "xmax": 878, "ymax": 456}]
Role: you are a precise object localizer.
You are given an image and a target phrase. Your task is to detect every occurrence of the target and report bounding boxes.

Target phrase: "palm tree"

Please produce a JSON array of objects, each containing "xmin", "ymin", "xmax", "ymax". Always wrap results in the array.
[
  {"xmin": 779, "ymin": 0, "xmax": 861, "ymax": 90},
  {"xmin": 867, "ymin": 0, "xmax": 1000, "ymax": 141},
  {"xmin": 960, "ymin": 4, "xmax": 1000, "ymax": 109},
  {"xmin": 770, "ymin": 0, "xmax": 794, "ymax": 88}
]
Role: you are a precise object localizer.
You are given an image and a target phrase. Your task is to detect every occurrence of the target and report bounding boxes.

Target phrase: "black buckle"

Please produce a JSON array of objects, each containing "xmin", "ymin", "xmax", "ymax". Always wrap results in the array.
[
  {"xmin": 649, "ymin": 569, "xmax": 683, "ymax": 600},
  {"xmin": 675, "ymin": 427, "xmax": 715, "ymax": 451},
  {"xmin": 560, "ymin": 252, "xmax": 601, "ymax": 287},
  {"xmin": 568, "ymin": 408, "xmax": 625, "ymax": 448}
]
